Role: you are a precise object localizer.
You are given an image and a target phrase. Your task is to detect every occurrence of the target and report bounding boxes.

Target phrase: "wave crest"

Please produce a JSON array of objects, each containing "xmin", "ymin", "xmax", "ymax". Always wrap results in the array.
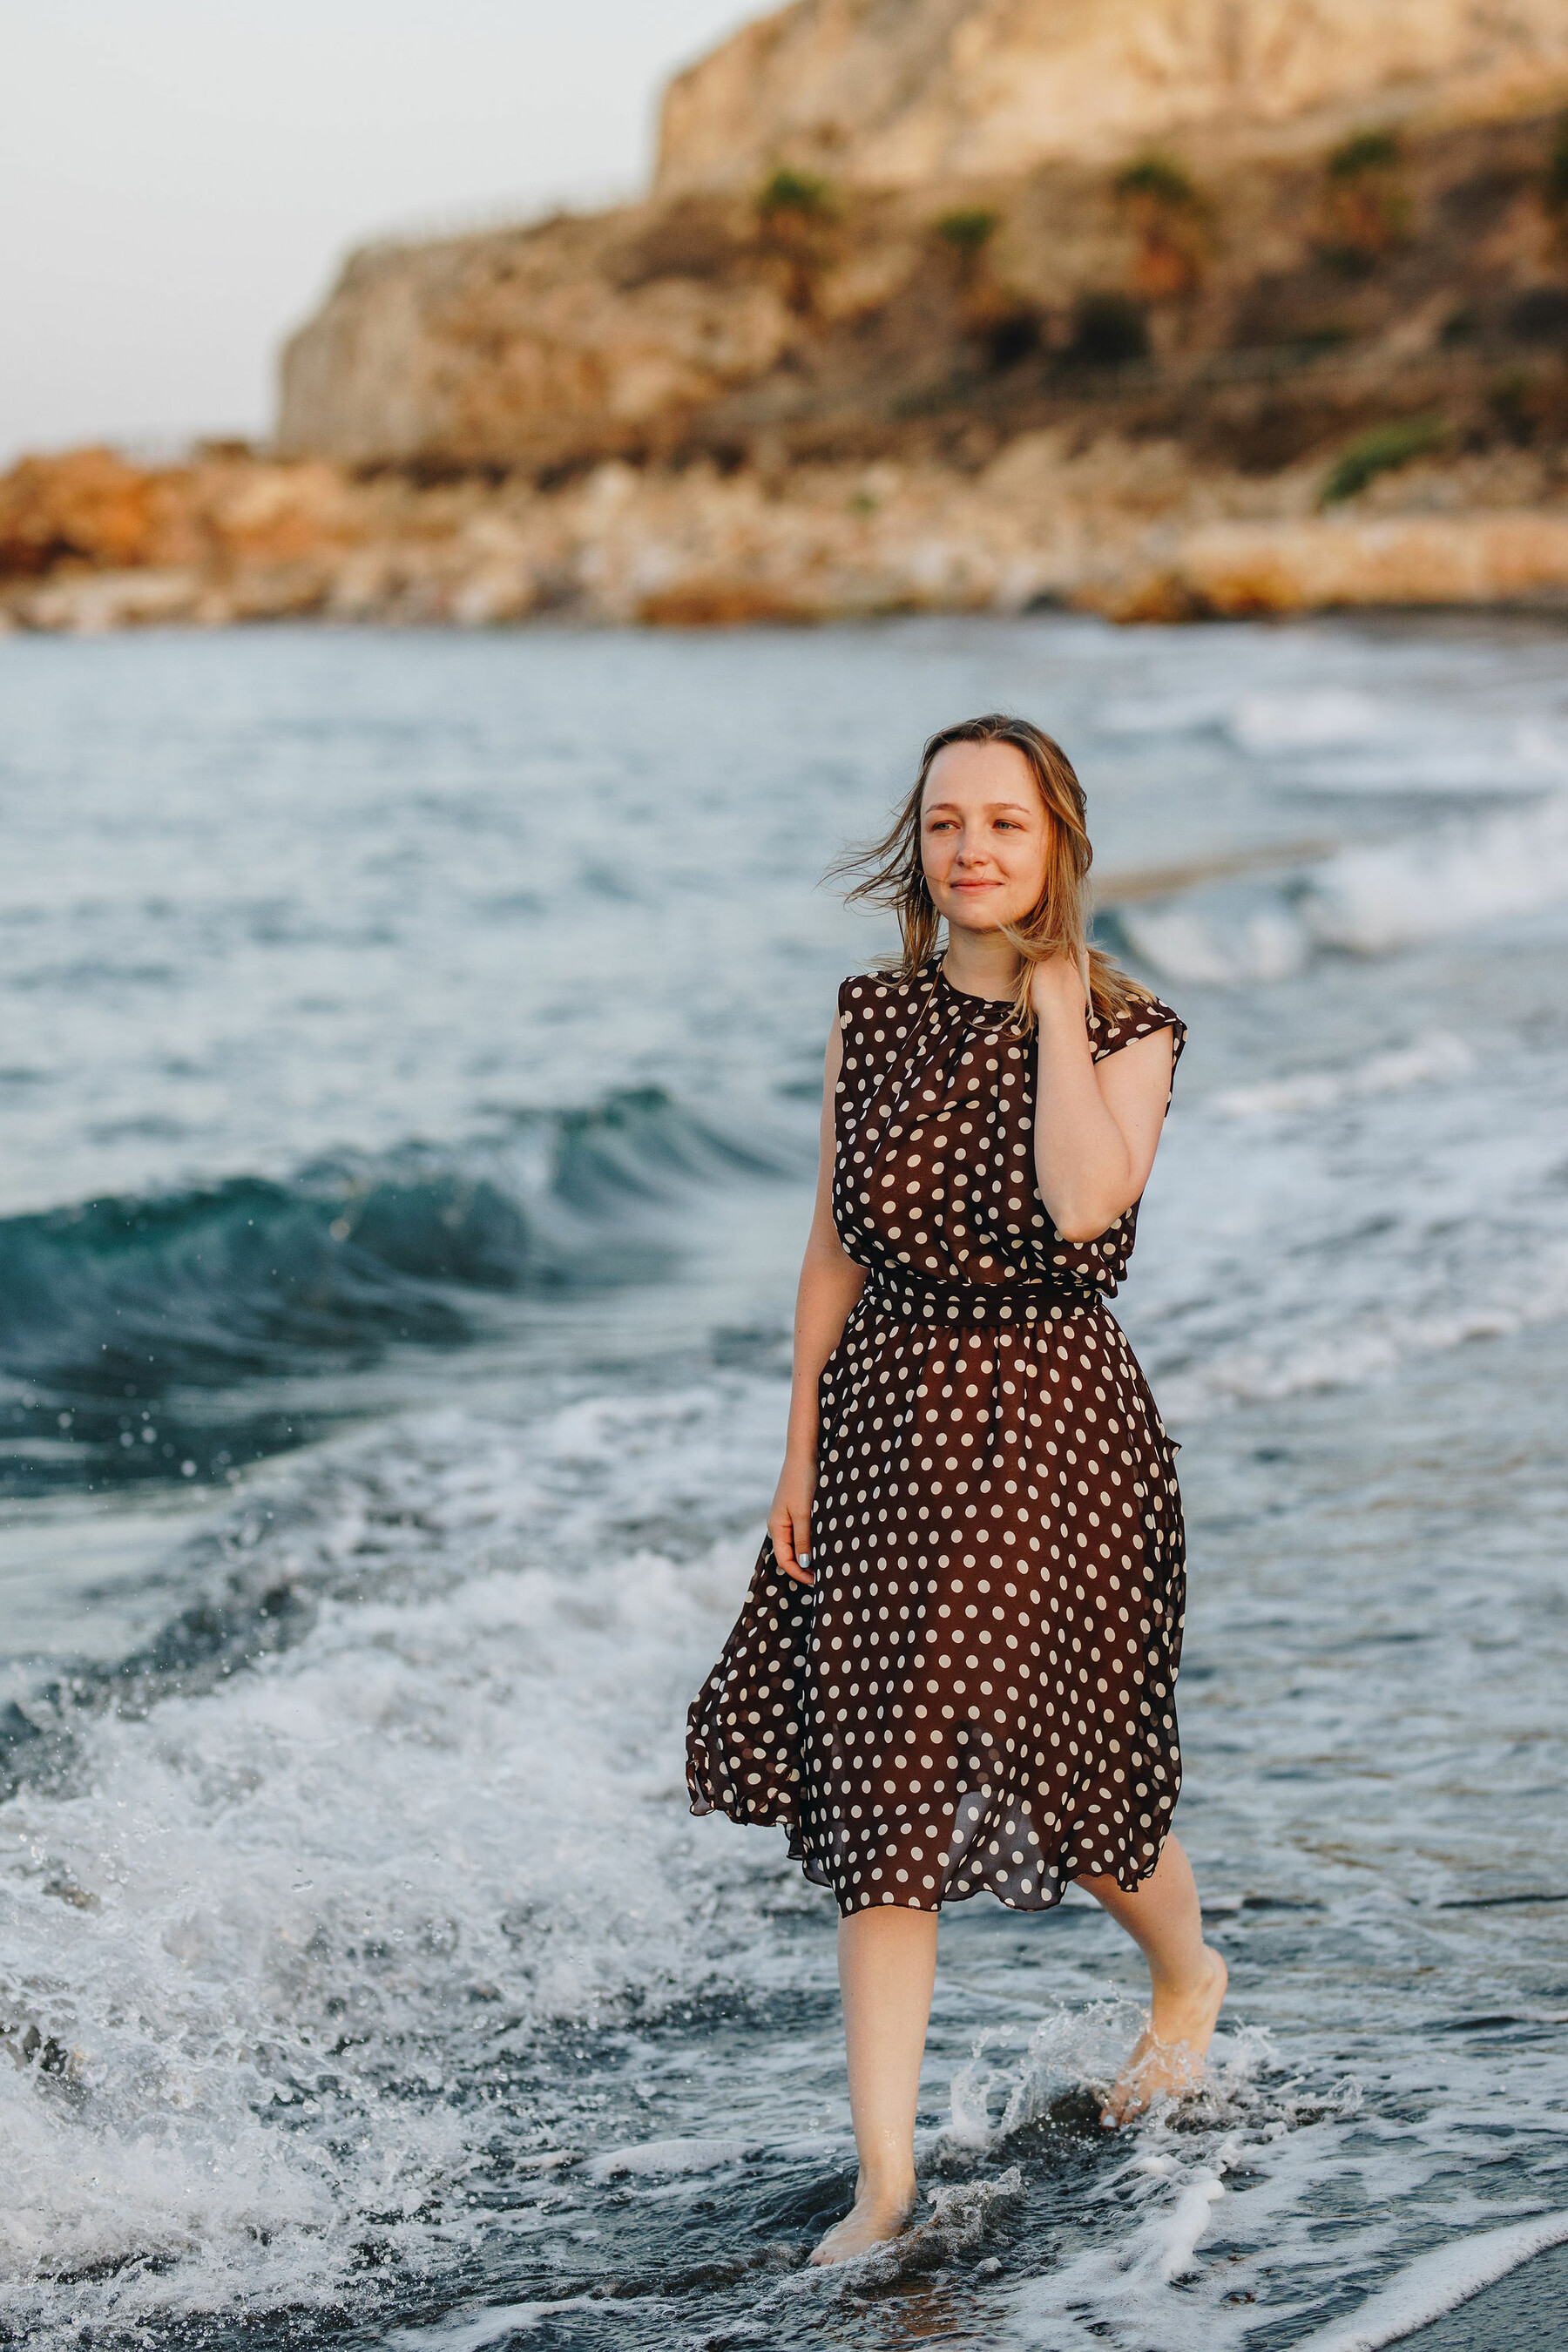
[{"xmin": 0, "ymin": 1090, "xmax": 789, "ymax": 1492}]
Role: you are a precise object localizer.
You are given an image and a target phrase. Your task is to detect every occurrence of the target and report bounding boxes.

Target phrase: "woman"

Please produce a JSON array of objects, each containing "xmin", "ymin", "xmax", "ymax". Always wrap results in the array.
[{"xmin": 686, "ymin": 713, "xmax": 1227, "ymax": 2265}]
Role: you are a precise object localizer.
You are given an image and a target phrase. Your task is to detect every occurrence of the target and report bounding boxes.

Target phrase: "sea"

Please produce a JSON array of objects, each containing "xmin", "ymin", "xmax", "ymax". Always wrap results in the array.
[{"xmin": 1, "ymin": 612, "xmax": 1565, "ymax": 2352}]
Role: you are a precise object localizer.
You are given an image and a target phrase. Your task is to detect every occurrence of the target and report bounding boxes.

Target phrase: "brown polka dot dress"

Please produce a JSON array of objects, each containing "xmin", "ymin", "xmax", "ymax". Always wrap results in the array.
[{"xmin": 686, "ymin": 957, "xmax": 1187, "ymax": 1916}]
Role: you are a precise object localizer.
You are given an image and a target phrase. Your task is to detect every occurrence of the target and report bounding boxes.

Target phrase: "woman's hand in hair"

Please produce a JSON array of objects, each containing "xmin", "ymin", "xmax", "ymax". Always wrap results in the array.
[
  {"xmin": 1028, "ymin": 950, "xmax": 1089, "ymax": 1017},
  {"xmin": 769, "ymin": 1455, "xmax": 817, "ymax": 1586}
]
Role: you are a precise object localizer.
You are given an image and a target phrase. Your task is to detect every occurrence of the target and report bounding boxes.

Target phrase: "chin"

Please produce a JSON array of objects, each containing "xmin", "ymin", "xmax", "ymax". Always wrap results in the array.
[{"xmin": 948, "ymin": 902, "xmax": 1024, "ymax": 929}]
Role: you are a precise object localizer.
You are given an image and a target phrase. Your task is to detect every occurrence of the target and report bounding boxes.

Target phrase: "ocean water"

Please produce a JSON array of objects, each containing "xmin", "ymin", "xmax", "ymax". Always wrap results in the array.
[{"xmin": 1, "ymin": 613, "xmax": 1565, "ymax": 2351}]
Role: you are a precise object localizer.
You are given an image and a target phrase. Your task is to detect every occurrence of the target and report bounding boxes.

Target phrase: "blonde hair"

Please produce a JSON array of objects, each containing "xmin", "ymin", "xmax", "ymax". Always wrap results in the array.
[{"xmin": 832, "ymin": 713, "xmax": 1151, "ymax": 1031}]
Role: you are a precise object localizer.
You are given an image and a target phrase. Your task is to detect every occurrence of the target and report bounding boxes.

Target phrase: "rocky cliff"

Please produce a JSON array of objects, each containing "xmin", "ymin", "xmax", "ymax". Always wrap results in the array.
[
  {"xmin": 657, "ymin": 0, "xmax": 1568, "ymax": 195},
  {"xmin": 276, "ymin": 0, "xmax": 1568, "ymax": 473},
  {"xmin": 8, "ymin": 0, "xmax": 1568, "ymax": 633},
  {"xmin": 277, "ymin": 99, "xmax": 1568, "ymax": 479}
]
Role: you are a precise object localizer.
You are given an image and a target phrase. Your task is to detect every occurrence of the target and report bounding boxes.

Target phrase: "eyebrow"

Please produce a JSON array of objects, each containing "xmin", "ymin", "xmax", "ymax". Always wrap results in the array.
[{"xmin": 923, "ymin": 799, "xmax": 1037, "ymax": 816}]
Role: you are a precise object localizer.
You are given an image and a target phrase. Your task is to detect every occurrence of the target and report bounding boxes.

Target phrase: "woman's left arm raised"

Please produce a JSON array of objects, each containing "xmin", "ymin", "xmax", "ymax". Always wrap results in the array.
[{"xmin": 1029, "ymin": 957, "xmax": 1173, "ymax": 1245}]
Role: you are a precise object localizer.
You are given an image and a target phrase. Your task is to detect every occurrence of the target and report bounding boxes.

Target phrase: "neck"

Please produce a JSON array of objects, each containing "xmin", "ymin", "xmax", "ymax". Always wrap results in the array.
[{"xmin": 940, "ymin": 924, "xmax": 1020, "ymax": 1001}]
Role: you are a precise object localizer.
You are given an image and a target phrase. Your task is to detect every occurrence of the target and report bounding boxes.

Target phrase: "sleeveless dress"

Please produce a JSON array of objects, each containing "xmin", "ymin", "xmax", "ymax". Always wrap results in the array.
[{"xmin": 686, "ymin": 958, "xmax": 1187, "ymax": 1916}]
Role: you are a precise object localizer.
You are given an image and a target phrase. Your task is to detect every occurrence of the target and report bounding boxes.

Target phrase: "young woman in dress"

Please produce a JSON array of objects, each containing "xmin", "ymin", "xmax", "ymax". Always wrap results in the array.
[{"xmin": 687, "ymin": 713, "xmax": 1227, "ymax": 2265}]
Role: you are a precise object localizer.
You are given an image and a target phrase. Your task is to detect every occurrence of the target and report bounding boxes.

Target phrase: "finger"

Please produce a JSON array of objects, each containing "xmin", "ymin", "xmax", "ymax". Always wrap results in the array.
[
  {"xmin": 771, "ymin": 1498, "xmax": 815, "ymax": 1582},
  {"xmin": 782, "ymin": 1544, "xmax": 814, "ymax": 1589},
  {"xmin": 773, "ymin": 1512, "xmax": 814, "ymax": 1587}
]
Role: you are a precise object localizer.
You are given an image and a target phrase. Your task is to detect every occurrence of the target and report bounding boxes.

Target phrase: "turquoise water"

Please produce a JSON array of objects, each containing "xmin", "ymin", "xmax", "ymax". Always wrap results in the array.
[{"xmin": 0, "ymin": 614, "xmax": 1565, "ymax": 2349}]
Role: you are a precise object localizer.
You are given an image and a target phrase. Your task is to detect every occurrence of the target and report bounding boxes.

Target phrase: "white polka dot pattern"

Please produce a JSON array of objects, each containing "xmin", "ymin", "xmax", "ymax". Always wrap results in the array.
[{"xmin": 687, "ymin": 959, "xmax": 1188, "ymax": 1916}]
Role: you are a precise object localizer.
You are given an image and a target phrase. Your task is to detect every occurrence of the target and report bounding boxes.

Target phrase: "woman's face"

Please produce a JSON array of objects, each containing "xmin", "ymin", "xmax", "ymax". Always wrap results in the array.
[{"xmin": 920, "ymin": 740, "xmax": 1051, "ymax": 935}]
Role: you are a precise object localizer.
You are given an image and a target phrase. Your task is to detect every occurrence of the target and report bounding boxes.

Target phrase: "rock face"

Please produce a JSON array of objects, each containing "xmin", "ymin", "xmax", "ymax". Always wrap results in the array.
[
  {"xmin": 280, "ymin": 98, "xmax": 1568, "ymax": 474},
  {"xmin": 277, "ymin": 206, "xmax": 798, "ymax": 471},
  {"xmin": 277, "ymin": 0, "xmax": 1568, "ymax": 472},
  {"xmin": 657, "ymin": 0, "xmax": 1568, "ymax": 194}
]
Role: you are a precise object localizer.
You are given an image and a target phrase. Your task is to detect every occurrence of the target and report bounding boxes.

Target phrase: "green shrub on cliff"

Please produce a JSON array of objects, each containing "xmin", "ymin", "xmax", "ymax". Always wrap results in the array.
[
  {"xmin": 936, "ymin": 207, "xmax": 999, "ymax": 253},
  {"xmin": 755, "ymin": 167, "xmax": 839, "ymax": 314},
  {"xmin": 1114, "ymin": 156, "xmax": 1199, "ymax": 209},
  {"xmin": 757, "ymin": 166, "xmax": 835, "ymax": 222},
  {"xmin": 1320, "ymin": 416, "xmax": 1446, "ymax": 504},
  {"xmin": 1114, "ymin": 155, "xmax": 1206, "ymax": 299},
  {"xmin": 1326, "ymin": 129, "xmax": 1401, "ymax": 181},
  {"xmin": 1319, "ymin": 129, "xmax": 1409, "ymax": 274}
]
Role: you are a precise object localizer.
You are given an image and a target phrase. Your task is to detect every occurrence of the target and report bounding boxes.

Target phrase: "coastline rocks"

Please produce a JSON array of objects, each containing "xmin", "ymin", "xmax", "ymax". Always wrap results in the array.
[
  {"xmin": 0, "ymin": 447, "xmax": 358, "ymax": 580},
  {"xmin": 1093, "ymin": 510, "xmax": 1568, "ymax": 619},
  {"xmin": 657, "ymin": 0, "xmax": 1568, "ymax": 196},
  {"xmin": 6, "ymin": 438, "xmax": 1568, "ymax": 635}
]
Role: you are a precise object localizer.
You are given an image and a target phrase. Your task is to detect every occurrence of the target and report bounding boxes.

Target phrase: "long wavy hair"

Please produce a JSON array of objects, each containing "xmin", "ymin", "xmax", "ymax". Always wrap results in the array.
[{"xmin": 832, "ymin": 713, "xmax": 1151, "ymax": 1031}]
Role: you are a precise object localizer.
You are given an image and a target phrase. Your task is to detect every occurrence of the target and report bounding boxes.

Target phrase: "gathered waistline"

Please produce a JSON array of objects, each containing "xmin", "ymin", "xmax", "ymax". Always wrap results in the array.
[{"xmin": 858, "ymin": 1264, "xmax": 1098, "ymax": 1328}]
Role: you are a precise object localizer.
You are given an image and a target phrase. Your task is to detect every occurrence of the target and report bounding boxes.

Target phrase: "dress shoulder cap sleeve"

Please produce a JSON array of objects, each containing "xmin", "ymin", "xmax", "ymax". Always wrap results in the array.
[
  {"xmin": 1088, "ymin": 993, "xmax": 1186, "ymax": 1073},
  {"xmin": 837, "ymin": 968, "xmax": 912, "ymax": 1023}
]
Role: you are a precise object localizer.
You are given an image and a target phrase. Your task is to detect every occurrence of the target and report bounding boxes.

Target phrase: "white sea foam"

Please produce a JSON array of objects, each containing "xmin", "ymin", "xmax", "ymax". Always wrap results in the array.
[
  {"xmin": 587, "ymin": 2136, "xmax": 756, "ymax": 2180},
  {"xmin": 1123, "ymin": 972, "xmax": 1568, "ymax": 1415},
  {"xmin": 1093, "ymin": 693, "xmax": 1229, "ymax": 738},
  {"xmin": 1288, "ymin": 2208, "xmax": 1568, "ymax": 2352},
  {"xmin": 997, "ymin": 2110, "xmax": 1568, "ymax": 2351},
  {"xmin": 1209, "ymin": 1031, "xmax": 1476, "ymax": 1118},
  {"xmin": 382, "ymin": 2293, "xmax": 676, "ymax": 2349},
  {"xmin": 0, "ymin": 1385, "xmax": 793, "ymax": 2335},
  {"xmin": 1116, "ymin": 781, "xmax": 1568, "ymax": 993},
  {"xmin": 1121, "ymin": 796, "xmax": 1568, "ymax": 990},
  {"xmin": 1227, "ymin": 688, "xmax": 1389, "ymax": 754},
  {"xmin": 791, "ymin": 2167, "xmax": 1028, "ymax": 2301},
  {"xmin": 1159, "ymin": 1254, "xmax": 1568, "ymax": 1416},
  {"xmin": 1140, "ymin": 1087, "xmax": 1568, "ymax": 1409},
  {"xmin": 1116, "ymin": 899, "xmax": 1309, "ymax": 986},
  {"xmin": 1513, "ymin": 720, "xmax": 1568, "ymax": 776},
  {"xmin": 1301, "ymin": 795, "xmax": 1568, "ymax": 953},
  {"xmin": 3, "ymin": 1307, "xmax": 1565, "ymax": 2348},
  {"xmin": 947, "ymin": 1998, "xmax": 1152, "ymax": 2146}
]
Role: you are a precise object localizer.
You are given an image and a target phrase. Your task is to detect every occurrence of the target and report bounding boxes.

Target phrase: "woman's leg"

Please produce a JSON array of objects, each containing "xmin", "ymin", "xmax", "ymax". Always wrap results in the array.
[
  {"xmin": 809, "ymin": 1904, "xmax": 940, "ymax": 2264},
  {"xmin": 1076, "ymin": 1835, "xmax": 1227, "ymax": 2126}
]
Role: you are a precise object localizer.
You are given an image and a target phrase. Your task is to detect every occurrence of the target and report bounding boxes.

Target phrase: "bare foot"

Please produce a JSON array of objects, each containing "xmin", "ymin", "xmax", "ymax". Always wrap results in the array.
[
  {"xmin": 1100, "ymin": 1946, "xmax": 1229, "ymax": 2128},
  {"xmin": 808, "ymin": 2185, "xmax": 916, "ymax": 2265}
]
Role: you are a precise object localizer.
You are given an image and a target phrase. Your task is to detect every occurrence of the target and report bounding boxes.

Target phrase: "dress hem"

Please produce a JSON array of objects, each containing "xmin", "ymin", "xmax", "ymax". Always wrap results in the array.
[{"xmin": 687, "ymin": 1788, "xmax": 1174, "ymax": 1920}]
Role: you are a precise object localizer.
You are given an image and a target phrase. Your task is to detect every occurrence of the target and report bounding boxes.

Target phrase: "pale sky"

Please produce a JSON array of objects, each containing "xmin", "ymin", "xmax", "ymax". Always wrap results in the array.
[{"xmin": 0, "ymin": 1, "xmax": 756, "ymax": 463}]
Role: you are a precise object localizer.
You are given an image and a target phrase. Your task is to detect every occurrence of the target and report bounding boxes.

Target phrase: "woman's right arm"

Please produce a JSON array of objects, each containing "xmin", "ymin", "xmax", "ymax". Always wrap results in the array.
[{"xmin": 768, "ymin": 1015, "xmax": 865, "ymax": 1589}]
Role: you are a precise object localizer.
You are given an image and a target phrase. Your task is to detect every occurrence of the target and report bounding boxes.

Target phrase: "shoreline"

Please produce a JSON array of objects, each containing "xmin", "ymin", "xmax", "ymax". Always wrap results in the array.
[{"xmin": 5, "ymin": 440, "xmax": 1568, "ymax": 636}]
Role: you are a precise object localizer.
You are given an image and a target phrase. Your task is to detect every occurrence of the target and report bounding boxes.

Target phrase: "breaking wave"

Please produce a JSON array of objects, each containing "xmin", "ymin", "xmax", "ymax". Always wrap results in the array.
[
  {"xmin": 0, "ymin": 1091, "xmax": 794, "ymax": 1494},
  {"xmin": 1107, "ymin": 792, "xmax": 1568, "ymax": 987},
  {"xmin": 0, "ymin": 1388, "xmax": 796, "ymax": 2337}
]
